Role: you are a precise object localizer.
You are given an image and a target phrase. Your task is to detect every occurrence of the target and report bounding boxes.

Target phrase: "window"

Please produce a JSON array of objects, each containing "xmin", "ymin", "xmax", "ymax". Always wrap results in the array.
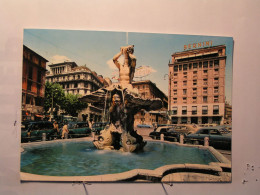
[
  {"xmin": 192, "ymin": 106, "xmax": 197, "ymax": 115},
  {"xmin": 183, "ymin": 89, "xmax": 187, "ymax": 95},
  {"xmin": 183, "ymin": 97, "xmax": 187, "ymax": 103},
  {"xmin": 214, "ymin": 68, "xmax": 219, "ymax": 73},
  {"xmin": 193, "ymin": 80, "xmax": 197, "ymax": 86},
  {"xmin": 173, "ymin": 90, "xmax": 177, "ymax": 95},
  {"xmin": 174, "ymin": 65, "xmax": 178, "ymax": 72},
  {"xmin": 202, "ymin": 106, "xmax": 208, "ymax": 114},
  {"xmin": 174, "ymin": 73, "xmax": 178, "ymax": 77},
  {"xmin": 174, "ymin": 81, "xmax": 177, "ymax": 87},
  {"xmin": 173, "ymin": 98, "xmax": 177, "ymax": 103},
  {"xmin": 199, "ymin": 129, "xmax": 209, "ymax": 134},
  {"xmin": 203, "ymin": 61, "xmax": 208, "ymax": 68},
  {"xmin": 214, "ymin": 60, "xmax": 219, "ymax": 67},
  {"xmin": 183, "ymin": 72, "xmax": 187, "ymax": 75},
  {"xmin": 172, "ymin": 107, "xmax": 177, "ymax": 115},
  {"xmin": 209, "ymin": 61, "xmax": 213, "ymax": 68},
  {"xmin": 214, "ymin": 77, "xmax": 219, "ymax": 85},
  {"xmin": 183, "ymin": 64, "xmax": 188, "ymax": 71},
  {"xmin": 203, "ymin": 87, "xmax": 208, "ymax": 94},
  {"xmin": 214, "ymin": 86, "xmax": 219, "ymax": 93},
  {"xmin": 214, "ymin": 96, "xmax": 219, "ymax": 103},
  {"xmin": 27, "ymin": 81, "xmax": 32, "ymax": 91},
  {"xmin": 179, "ymin": 65, "xmax": 182, "ymax": 71},
  {"xmin": 67, "ymin": 84, "xmax": 69, "ymax": 88},
  {"xmin": 193, "ymin": 88, "xmax": 197, "ymax": 95},
  {"xmin": 78, "ymin": 75, "xmax": 80, "ymax": 79},
  {"xmin": 203, "ymin": 70, "xmax": 208, "ymax": 74},
  {"xmin": 199, "ymin": 62, "xmax": 202, "ymax": 68},
  {"xmin": 192, "ymin": 97, "xmax": 197, "ymax": 103},
  {"xmin": 193, "ymin": 63, "xmax": 198, "ymax": 69},
  {"xmin": 213, "ymin": 105, "xmax": 219, "ymax": 114},
  {"xmin": 203, "ymin": 79, "xmax": 208, "ymax": 85},
  {"xmin": 203, "ymin": 96, "xmax": 208, "ymax": 103},
  {"xmin": 28, "ymin": 66, "xmax": 33, "ymax": 80},
  {"xmin": 182, "ymin": 106, "xmax": 187, "ymax": 115},
  {"xmin": 189, "ymin": 63, "xmax": 192, "ymax": 69},
  {"xmin": 37, "ymin": 70, "xmax": 41, "ymax": 83},
  {"xmin": 183, "ymin": 81, "xmax": 187, "ymax": 86},
  {"xmin": 193, "ymin": 71, "xmax": 197, "ymax": 74}
]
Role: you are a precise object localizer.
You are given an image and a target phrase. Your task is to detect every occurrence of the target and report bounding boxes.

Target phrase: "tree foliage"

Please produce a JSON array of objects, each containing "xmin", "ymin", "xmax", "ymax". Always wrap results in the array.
[
  {"xmin": 63, "ymin": 93, "xmax": 88, "ymax": 117},
  {"xmin": 44, "ymin": 82, "xmax": 87, "ymax": 116},
  {"xmin": 44, "ymin": 82, "xmax": 66, "ymax": 113}
]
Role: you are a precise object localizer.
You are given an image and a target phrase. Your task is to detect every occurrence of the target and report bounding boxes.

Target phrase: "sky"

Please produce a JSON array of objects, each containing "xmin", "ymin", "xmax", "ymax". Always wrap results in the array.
[{"xmin": 23, "ymin": 29, "xmax": 233, "ymax": 104}]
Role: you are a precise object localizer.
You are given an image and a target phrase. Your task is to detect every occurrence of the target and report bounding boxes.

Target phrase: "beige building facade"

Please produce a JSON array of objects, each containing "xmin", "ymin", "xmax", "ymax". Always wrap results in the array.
[
  {"xmin": 168, "ymin": 45, "xmax": 226, "ymax": 125},
  {"xmin": 46, "ymin": 62, "xmax": 107, "ymax": 122},
  {"xmin": 132, "ymin": 80, "xmax": 168, "ymax": 126}
]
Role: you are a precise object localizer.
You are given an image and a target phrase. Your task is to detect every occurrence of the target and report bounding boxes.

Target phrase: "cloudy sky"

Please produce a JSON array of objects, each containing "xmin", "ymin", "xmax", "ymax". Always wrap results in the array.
[{"xmin": 23, "ymin": 29, "xmax": 233, "ymax": 103}]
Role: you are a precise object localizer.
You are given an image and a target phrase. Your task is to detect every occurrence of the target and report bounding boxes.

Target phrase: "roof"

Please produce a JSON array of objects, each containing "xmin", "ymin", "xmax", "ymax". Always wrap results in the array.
[
  {"xmin": 23, "ymin": 45, "xmax": 49, "ymax": 62},
  {"xmin": 48, "ymin": 61, "xmax": 78, "ymax": 67}
]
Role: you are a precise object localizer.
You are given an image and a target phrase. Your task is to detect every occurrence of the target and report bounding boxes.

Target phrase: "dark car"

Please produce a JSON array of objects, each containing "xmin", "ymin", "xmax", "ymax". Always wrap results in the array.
[
  {"xmin": 68, "ymin": 122, "xmax": 91, "ymax": 138},
  {"xmin": 21, "ymin": 121, "xmax": 54, "ymax": 142},
  {"xmin": 149, "ymin": 126, "xmax": 174, "ymax": 140},
  {"xmin": 185, "ymin": 127, "xmax": 231, "ymax": 150},
  {"xmin": 92, "ymin": 122, "xmax": 109, "ymax": 135}
]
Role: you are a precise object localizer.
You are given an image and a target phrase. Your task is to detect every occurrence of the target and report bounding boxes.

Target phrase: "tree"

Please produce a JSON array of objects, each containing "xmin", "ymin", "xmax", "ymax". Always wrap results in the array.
[
  {"xmin": 63, "ymin": 93, "xmax": 88, "ymax": 116},
  {"xmin": 44, "ymin": 82, "xmax": 66, "ymax": 114}
]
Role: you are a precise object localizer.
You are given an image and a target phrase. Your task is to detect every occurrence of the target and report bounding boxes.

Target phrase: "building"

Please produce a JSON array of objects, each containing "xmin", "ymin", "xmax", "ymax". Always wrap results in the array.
[
  {"xmin": 46, "ymin": 62, "xmax": 107, "ymax": 122},
  {"xmin": 224, "ymin": 102, "xmax": 232, "ymax": 124},
  {"xmin": 22, "ymin": 45, "xmax": 48, "ymax": 121},
  {"xmin": 132, "ymin": 80, "xmax": 168, "ymax": 126},
  {"xmin": 168, "ymin": 45, "xmax": 226, "ymax": 125}
]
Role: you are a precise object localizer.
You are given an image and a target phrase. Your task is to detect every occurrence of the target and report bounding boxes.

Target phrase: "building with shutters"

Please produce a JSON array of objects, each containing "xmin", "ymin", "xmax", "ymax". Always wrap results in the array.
[{"xmin": 22, "ymin": 45, "xmax": 48, "ymax": 121}]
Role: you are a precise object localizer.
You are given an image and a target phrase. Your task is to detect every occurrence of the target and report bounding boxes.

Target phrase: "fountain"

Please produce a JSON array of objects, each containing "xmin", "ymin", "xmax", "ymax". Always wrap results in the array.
[{"xmin": 81, "ymin": 45, "xmax": 162, "ymax": 152}]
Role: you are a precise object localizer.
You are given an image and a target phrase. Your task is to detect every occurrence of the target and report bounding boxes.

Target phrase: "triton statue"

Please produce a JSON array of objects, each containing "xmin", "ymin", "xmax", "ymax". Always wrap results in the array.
[{"xmin": 81, "ymin": 45, "xmax": 162, "ymax": 152}]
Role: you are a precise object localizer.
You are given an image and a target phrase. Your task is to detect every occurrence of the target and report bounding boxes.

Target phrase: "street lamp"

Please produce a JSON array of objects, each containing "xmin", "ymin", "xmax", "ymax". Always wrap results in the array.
[{"xmin": 51, "ymin": 88, "xmax": 58, "ymax": 120}]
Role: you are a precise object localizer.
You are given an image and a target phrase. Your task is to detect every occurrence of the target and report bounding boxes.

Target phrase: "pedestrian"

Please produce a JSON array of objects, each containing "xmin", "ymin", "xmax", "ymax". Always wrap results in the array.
[
  {"xmin": 88, "ymin": 120, "xmax": 95, "ymax": 140},
  {"xmin": 62, "ymin": 121, "xmax": 69, "ymax": 139},
  {"xmin": 53, "ymin": 121, "xmax": 59, "ymax": 139}
]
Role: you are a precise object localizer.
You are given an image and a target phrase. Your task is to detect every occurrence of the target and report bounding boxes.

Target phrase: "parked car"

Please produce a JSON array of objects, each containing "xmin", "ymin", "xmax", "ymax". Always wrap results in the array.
[
  {"xmin": 173, "ymin": 124, "xmax": 199, "ymax": 135},
  {"xmin": 21, "ymin": 121, "xmax": 54, "ymax": 142},
  {"xmin": 137, "ymin": 124, "xmax": 152, "ymax": 128},
  {"xmin": 92, "ymin": 122, "xmax": 109, "ymax": 135},
  {"xmin": 68, "ymin": 122, "xmax": 91, "ymax": 138},
  {"xmin": 149, "ymin": 126, "xmax": 174, "ymax": 140},
  {"xmin": 185, "ymin": 127, "xmax": 231, "ymax": 150}
]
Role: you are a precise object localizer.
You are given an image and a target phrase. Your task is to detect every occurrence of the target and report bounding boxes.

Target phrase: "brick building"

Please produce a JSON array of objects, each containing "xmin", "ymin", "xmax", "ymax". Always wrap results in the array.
[
  {"xmin": 132, "ymin": 80, "xmax": 168, "ymax": 126},
  {"xmin": 22, "ymin": 45, "xmax": 48, "ymax": 121},
  {"xmin": 168, "ymin": 45, "xmax": 226, "ymax": 125}
]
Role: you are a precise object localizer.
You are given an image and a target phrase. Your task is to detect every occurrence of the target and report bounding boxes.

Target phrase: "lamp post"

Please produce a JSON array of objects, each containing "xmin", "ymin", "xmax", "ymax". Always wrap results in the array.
[
  {"xmin": 164, "ymin": 73, "xmax": 172, "ymax": 124},
  {"xmin": 51, "ymin": 88, "xmax": 58, "ymax": 121}
]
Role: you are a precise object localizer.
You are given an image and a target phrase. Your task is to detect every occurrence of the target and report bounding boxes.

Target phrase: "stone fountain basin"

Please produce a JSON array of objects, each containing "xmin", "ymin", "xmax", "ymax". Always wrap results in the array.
[{"xmin": 20, "ymin": 138, "xmax": 231, "ymax": 182}]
